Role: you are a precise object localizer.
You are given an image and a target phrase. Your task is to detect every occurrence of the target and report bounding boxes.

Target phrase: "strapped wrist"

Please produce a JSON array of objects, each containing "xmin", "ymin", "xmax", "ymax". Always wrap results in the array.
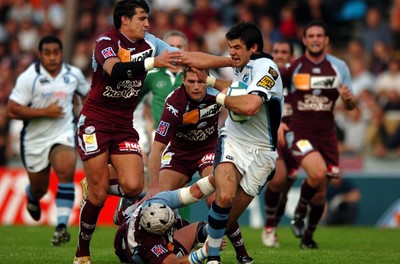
[{"xmin": 216, "ymin": 93, "xmax": 226, "ymax": 107}]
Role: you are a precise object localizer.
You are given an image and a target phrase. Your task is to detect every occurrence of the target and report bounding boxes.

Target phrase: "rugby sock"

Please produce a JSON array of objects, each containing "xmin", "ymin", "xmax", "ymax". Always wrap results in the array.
[
  {"xmin": 226, "ymin": 222, "xmax": 249, "ymax": 258},
  {"xmin": 207, "ymin": 202, "xmax": 231, "ymax": 258},
  {"xmin": 75, "ymin": 199, "xmax": 102, "ymax": 257},
  {"xmin": 264, "ymin": 186, "xmax": 280, "ymax": 227},
  {"xmin": 108, "ymin": 179, "xmax": 125, "ymax": 197},
  {"xmin": 295, "ymin": 180, "xmax": 318, "ymax": 218},
  {"xmin": 304, "ymin": 203, "xmax": 325, "ymax": 240},
  {"xmin": 55, "ymin": 183, "xmax": 75, "ymax": 226}
]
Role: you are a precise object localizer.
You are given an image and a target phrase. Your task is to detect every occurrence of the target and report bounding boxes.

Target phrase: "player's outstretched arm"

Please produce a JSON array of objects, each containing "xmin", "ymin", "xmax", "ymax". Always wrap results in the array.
[{"xmin": 181, "ymin": 51, "xmax": 232, "ymax": 69}]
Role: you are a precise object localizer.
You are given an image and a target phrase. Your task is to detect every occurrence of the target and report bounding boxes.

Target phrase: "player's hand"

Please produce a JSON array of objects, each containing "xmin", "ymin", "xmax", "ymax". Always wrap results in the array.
[
  {"xmin": 277, "ymin": 122, "xmax": 289, "ymax": 147},
  {"xmin": 46, "ymin": 100, "xmax": 64, "ymax": 118},
  {"xmin": 339, "ymin": 84, "xmax": 356, "ymax": 110},
  {"xmin": 154, "ymin": 49, "xmax": 182, "ymax": 70},
  {"xmin": 191, "ymin": 67, "xmax": 208, "ymax": 83}
]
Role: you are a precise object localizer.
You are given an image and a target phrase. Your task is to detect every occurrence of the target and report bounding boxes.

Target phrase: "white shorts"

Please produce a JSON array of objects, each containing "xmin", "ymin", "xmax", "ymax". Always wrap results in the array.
[
  {"xmin": 22, "ymin": 134, "xmax": 76, "ymax": 173},
  {"xmin": 215, "ymin": 134, "xmax": 277, "ymax": 196}
]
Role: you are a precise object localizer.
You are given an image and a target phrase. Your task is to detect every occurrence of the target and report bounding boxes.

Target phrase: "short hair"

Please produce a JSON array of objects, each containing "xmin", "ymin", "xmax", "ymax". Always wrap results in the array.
[
  {"xmin": 113, "ymin": 0, "xmax": 150, "ymax": 29},
  {"xmin": 163, "ymin": 30, "xmax": 188, "ymax": 49},
  {"xmin": 38, "ymin": 35, "xmax": 62, "ymax": 52},
  {"xmin": 226, "ymin": 22, "xmax": 264, "ymax": 52},
  {"xmin": 303, "ymin": 20, "xmax": 328, "ymax": 37},
  {"xmin": 182, "ymin": 67, "xmax": 208, "ymax": 78},
  {"xmin": 273, "ymin": 40, "xmax": 294, "ymax": 55}
]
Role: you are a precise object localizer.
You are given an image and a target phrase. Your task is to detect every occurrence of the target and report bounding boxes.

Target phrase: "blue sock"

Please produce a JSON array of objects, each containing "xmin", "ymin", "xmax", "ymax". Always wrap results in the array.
[
  {"xmin": 56, "ymin": 183, "xmax": 75, "ymax": 227},
  {"xmin": 207, "ymin": 202, "xmax": 231, "ymax": 257}
]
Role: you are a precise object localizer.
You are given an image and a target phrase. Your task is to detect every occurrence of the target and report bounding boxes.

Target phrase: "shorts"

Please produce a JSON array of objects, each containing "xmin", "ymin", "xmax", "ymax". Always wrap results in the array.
[
  {"xmin": 290, "ymin": 130, "xmax": 340, "ymax": 177},
  {"xmin": 21, "ymin": 133, "xmax": 75, "ymax": 173},
  {"xmin": 77, "ymin": 114, "xmax": 142, "ymax": 161},
  {"xmin": 214, "ymin": 134, "xmax": 277, "ymax": 196},
  {"xmin": 160, "ymin": 144, "xmax": 215, "ymax": 179}
]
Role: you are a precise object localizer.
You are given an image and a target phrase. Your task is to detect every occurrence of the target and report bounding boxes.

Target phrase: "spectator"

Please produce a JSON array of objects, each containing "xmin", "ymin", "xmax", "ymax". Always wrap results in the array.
[
  {"xmin": 361, "ymin": 7, "xmax": 392, "ymax": 53},
  {"xmin": 324, "ymin": 177, "xmax": 361, "ymax": 225}
]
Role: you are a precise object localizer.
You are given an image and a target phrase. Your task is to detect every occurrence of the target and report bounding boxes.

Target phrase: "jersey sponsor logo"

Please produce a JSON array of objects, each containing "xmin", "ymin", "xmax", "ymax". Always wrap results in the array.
[
  {"xmin": 103, "ymin": 80, "xmax": 141, "ymax": 98},
  {"xmin": 83, "ymin": 133, "xmax": 98, "ymax": 152},
  {"xmin": 310, "ymin": 76, "xmax": 339, "ymax": 89},
  {"xmin": 297, "ymin": 94, "xmax": 333, "ymax": 111},
  {"xmin": 157, "ymin": 121, "xmax": 170, "ymax": 136},
  {"xmin": 101, "ymin": 47, "xmax": 116, "ymax": 59},
  {"xmin": 39, "ymin": 77, "xmax": 50, "ymax": 84},
  {"xmin": 197, "ymin": 121, "xmax": 207, "ymax": 129},
  {"xmin": 268, "ymin": 67, "xmax": 279, "ymax": 80},
  {"xmin": 200, "ymin": 153, "xmax": 215, "ymax": 165},
  {"xmin": 151, "ymin": 244, "xmax": 168, "ymax": 257},
  {"xmin": 295, "ymin": 139, "xmax": 313, "ymax": 154},
  {"xmin": 199, "ymin": 103, "xmax": 221, "ymax": 119},
  {"xmin": 257, "ymin": 75, "xmax": 275, "ymax": 90},
  {"xmin": 96, "ymin": 36, "xmax": 111, "ymax": 42},
  {"xmin": 118, "ymin": 141, "xmax": 141, "ymax": 152},
  {"xmin": 166, "ymin": 103, "xmax": 178, "ymax": 117},
  {"xmin": 130, "ymin": 49, "xmax": 153, "ymax": 62},
  {"xmin": 176, "ymin": 126, "xmax": 215, "ymax": 141}
]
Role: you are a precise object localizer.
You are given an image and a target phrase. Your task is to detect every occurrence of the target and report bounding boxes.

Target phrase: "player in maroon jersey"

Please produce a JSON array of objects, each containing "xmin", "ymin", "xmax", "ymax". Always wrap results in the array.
[
  {"xmin": 280, "ymin": 21, "xmax": 356, "ymax": 249},
  {"xmin": 73, "ymin": 1, "xmax": 232, "ymax": 263},
  {"xmin": 146, "ymin": 67, "xmax": 253, "ymax": 263},
  {"xmin": 262, "ymin": 40, "xmax": 298, "ymax": 248}
]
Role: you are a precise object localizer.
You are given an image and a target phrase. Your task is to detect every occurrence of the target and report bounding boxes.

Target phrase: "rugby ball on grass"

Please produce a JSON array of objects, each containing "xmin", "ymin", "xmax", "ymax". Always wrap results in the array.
[{"xmin": 227, "ymin": 81, "xmax": 251, "ymax": 122}]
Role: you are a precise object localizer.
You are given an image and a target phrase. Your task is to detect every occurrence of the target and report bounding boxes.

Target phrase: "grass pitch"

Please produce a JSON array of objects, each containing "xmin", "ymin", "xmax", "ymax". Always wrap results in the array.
[{"xmin": 0, "ymin": 225, "xmax": 399, "ymax": 263}]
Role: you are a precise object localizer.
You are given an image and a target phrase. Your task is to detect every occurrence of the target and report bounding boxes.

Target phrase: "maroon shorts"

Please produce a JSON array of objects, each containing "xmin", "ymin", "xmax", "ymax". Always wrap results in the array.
[
  {"xmin": 277, "ymin": 145, "xmax": 299, "ymax": 179},
  {"xmin": 77, "ymin": 116, "xmax": 142, "ymax": 161},
  {"xmin": 160, "ymin": 144, "xmax": 215, "ymax": 179},
  {"xmin": 290, "ymin": 131, "xmax": 340, "ymax": 177}
]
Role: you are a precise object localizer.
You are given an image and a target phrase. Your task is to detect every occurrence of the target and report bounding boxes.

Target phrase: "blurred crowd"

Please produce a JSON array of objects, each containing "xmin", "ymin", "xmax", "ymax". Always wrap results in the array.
[{"xmin": 0, "ymin": 0, "xmax": 400, "ymax": 166}]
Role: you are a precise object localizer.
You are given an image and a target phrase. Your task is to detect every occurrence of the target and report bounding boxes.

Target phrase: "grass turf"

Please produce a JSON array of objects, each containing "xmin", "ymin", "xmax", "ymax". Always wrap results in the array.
[{"xmin": 0, "ymin": 225, "xmax": 399, "ymax": 263}]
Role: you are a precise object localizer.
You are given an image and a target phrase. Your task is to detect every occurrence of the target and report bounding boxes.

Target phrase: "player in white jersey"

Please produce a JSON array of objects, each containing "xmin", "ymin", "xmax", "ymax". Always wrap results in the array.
[
  {"xmin": 7, "ymin": 35, "xmax": 90, "ymax": 246},
  {"xmin": 203, "ymin": 22, "xmax": 283, "ymax": 264}
]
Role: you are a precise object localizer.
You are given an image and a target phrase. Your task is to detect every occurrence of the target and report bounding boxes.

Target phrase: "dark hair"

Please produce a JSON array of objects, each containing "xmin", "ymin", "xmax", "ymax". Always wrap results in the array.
[
  {"xmin": 183, "ymin": 67, "xmax": 208, "ymax": 78},
  {"xmin": 113, "ymin": 0, "xmax": 150, "ymax": 29},
  {"xmin": 273, "ymin": 40, "xmax": 294, "ymax": 55},
  {"xmin": 226, "ymin": 22, "xmax": 264, "ymax": 52},
  {"xmin": 303, "ymin": 20, "xmax": 328, "ymax": 37},
  {"xmin": 38, "ymin": 35, "xmax": 63, "ymax": 52}
]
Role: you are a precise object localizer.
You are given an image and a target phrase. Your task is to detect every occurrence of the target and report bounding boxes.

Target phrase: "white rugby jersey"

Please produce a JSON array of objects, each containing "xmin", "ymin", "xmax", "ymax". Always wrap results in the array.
[
  {"xmin": 223, "ymin": 54, "xmax": 283, "ymax": 149},
  {"xmin": 9, "ymin": 62, "xmax": 90, "ymax": 145}
]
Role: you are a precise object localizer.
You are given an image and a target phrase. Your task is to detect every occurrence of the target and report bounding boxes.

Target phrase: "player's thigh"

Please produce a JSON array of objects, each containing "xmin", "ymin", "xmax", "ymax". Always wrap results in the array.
[
  {"xmin": 110, "ymin": 153, "xmax": 144, "ymax": 195},
  {"xmin": 173, "ymin": 223, "xmax": 197, "ymax": 251},
  {"xmin": 83, "ymin": 151, "xmax": 110, "ymax": 203},
  {"xmin": 268, "ymin": 158, "xmax": 288, "ymax": 191},
  {"xmin": 49, "ymin": 144, "xmax": 77, "ymax": 182},
  {"xmin": 301, "ymin": 151, "xmax": 327, "ymax": 181},
  {"xmin": 159, "ymin": 169, "xmax": 189, "ymax": 191}
]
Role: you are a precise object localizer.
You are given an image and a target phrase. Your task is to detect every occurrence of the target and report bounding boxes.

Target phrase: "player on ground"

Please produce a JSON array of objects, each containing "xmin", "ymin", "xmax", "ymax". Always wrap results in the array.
[
  {"xmin": 205, "ymin": 22, "xmax": 284, "ymax": 264},
  {"xmin": 282, "ymin": 21, "xmax": 356, "ymax": 249},
  {"xmin": 114, "ymin": 175, "xmax": 221, "ymax": 264},
  {"xmin": 7, "ymin": 35, "xmax": 90, "ymax": 246},
  {"xmin": 262, "ymin": 40, "xmax": 297, "ymax": 247},
  {"xmin": 146, "ymin": 67, "xmax": 253, "ymax": 263}
]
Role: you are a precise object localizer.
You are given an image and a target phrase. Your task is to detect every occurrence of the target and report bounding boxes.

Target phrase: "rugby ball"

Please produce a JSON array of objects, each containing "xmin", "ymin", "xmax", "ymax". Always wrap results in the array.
[{"xmin": 227, "ymin": 81, "xmax": 251, "ymax": 122}]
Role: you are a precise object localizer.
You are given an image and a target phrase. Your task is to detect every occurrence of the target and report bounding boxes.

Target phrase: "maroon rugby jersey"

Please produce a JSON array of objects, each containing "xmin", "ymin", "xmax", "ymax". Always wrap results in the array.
[
  {"xmin": 81, "ymin": 29, "xmax": 175, "ymax": 128},
  {"xmin": 154, "ymin": 85, "xmax": 221, "ymax": 151},
  {"xmin": 281, "ymin": 54, "xmax": 352, "ymax": 135}
]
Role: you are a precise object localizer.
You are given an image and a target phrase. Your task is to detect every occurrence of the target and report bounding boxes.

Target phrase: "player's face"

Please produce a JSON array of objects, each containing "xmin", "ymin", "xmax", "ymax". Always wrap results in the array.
[
  {"xmin": 123, "ymin": 8, "xmax": 149, "ymax": 41},
  {"xmin": 39, "ymin": 43, "xmax": 62, "ymax": 76},
  {"xmin": 183, "ymin": 71, "xmax": 207, "ymax": 101},
  {"xmin": 166, "ymin": 36, "xmax": 186, "ymax": 51},
  {"xmin": 303, "ymin": 26, "xmax": 329, "ymax": 58},
  {"xmin": 272, "ymin": 43, "xmax": 292, "ymax": 68},
  {"xmin": 227, "ymin": 39, "xmax": 256, "ymax": 68}
]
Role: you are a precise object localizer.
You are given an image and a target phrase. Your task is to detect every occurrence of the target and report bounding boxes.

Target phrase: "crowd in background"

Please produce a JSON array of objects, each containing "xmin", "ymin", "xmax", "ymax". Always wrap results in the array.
[{"xmin": 0, "ymin": 0, "xmax": 400, "ymax": 166}]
